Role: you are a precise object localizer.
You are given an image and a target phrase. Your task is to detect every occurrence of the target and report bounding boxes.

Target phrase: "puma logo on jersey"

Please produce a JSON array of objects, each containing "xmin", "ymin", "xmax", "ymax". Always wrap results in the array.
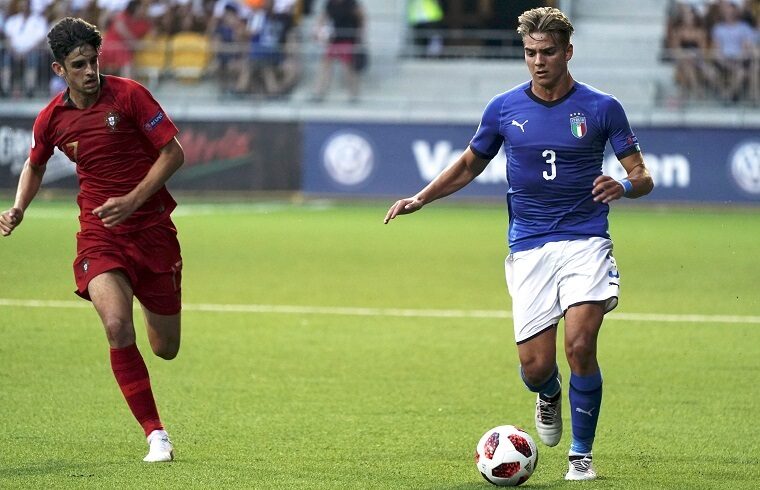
[
  {"xmin": 575, "ymin": 407, "xmax": 596, "ymax": 417},
  {"xmin": 511, "ymin": 119, "xmax": 529, "ymax": 132}
]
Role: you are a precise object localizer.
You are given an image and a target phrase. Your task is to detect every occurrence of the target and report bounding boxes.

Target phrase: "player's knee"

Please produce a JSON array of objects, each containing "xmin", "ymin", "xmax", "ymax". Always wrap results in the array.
[
  {"xmin": 520, "ymin": 357, "xmax": 556, "ymax": 386},
  {"xmin": 152, "ymin": 340, "xmax": 180, "ymax": 360},
  {"xmin": 565, "ymin": 338, "xmax": 596, "ymax": 368},
  {"xmin": 102, "ymin": 317, "xmax": 136, "ymax": 347}
]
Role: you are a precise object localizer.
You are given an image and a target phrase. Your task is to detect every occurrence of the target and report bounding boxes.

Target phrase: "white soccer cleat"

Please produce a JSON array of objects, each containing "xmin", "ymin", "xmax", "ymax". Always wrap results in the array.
[
  {"xmin": 143, "ymin": 429, "xmax": 174, "ymax": 463},
  {"xmin": 565, "ymin": 454, "xmax": 597, "ymax": 481},
  {"xmin": 535, "ymin": 374, "xmax": 562, "ymax": 447}
]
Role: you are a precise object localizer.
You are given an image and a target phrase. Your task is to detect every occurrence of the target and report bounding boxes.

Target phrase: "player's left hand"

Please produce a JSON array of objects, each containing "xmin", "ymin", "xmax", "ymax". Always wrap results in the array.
[
  {"xmin": 93, "ymin": 195, "xmax": 139, "ymax": 228},
  {"xmin": 592, "ymin": 175, "xmax": 625, "ymax": 204}
]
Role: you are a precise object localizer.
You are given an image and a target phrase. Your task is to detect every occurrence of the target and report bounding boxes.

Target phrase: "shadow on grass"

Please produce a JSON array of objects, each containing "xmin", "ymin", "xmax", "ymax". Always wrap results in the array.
[{"xmin": 0, "ymin": 459, "xmax": 181, "ymax": 481}]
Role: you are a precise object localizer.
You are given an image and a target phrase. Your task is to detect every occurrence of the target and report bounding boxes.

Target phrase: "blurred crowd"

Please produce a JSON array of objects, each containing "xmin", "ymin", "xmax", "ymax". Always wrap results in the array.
[
  {"xmin": 665, "ymin": 0, "xmax": 760, "ymax": 104},
  {"xmin": 0, "ymin": 0, "xmax": 371, "ymax": 100}
]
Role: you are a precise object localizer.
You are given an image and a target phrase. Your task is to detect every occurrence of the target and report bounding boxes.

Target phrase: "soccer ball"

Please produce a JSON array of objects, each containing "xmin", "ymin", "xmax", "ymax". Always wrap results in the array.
[{"xmin": 475, "ymin": 425, "xmax": 538, "ymax": 486}]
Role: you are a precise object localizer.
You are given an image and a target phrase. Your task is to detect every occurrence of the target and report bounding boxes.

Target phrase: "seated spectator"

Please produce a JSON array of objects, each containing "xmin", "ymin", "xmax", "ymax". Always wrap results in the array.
[
  {"xmin": 236, "ymin": 0, "xmax": 298, "ymax": 97},
  {"xmin": 211, "ymin": 2, "xmax": 245, "ymax": 93},
  {"xmin": 1, "ymin": 0, "xmax": 49, "ymax": 97},
  {"xmin": 707, "ymin": 0, "xmax": 757, "ymax": 102},
  {"xmin": 667, "ymin": 2, "xmax": 712, "ymax": 99},
  {"xmin": 99, "ymin": 0, "xmax": 154, "ymax": 78},
  {"xmin": 311, "ymin": 0, "xmax": 366, "ymax": 103}
]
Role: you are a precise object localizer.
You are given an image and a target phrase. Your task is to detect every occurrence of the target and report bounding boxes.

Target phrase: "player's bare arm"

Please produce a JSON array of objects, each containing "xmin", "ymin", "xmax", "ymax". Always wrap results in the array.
[
  {"xmin": 93, "ymin": 137, "xmax": 184, "ymax": 228},
  {"xmin": 384, "ymin": 147, "xmax": 490, "ymax": 224},
  {"xmin": 1, "ymin": 158, "xmax": 46, "ymax": 236},
  {"xmin": 592, "ymin": 152, "xmax": 654, "ymax": 204}
]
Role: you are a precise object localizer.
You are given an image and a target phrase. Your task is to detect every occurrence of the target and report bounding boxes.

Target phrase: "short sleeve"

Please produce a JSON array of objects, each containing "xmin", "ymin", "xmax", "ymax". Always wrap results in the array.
[
  {"xmin": 602, "ymin": 96, "xmax": 640, "ymax": 160},
  {"xmin": 29, "ymin": 112, "xmax": 55, "ymax": 166},
  {"xmin": 469, "ymin": 95, "xmax": 504, "ymax": 160},
  {"xmin": 127, "ymin": 80, "xmax": 179, "ymax": 150}
]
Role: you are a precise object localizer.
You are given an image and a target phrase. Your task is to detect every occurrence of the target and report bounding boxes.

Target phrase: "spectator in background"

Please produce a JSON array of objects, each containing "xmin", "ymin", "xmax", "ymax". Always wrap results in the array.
[
  {"xmin": 1, "ymin": 0, "xmax": 49, "ymax": 97},
  {"xmin": 667, "ymin": 2, "xmax": 712, "ymax": 100},
  {"xmin": 99, "ymin": 0, "xmax": 153, "ymax": 78},
  {"xmin": 69, "ymin": 0, "xmax": 101, "ymax": 25},
  {"xmin": 211, "ymin": 2, "xmax": 244, "ymax": 93},
  {"xmin": 97, "ymin": 0, "xmax": 130, "ymax": 30},
  {"xmin": 407, "ymin": 0, "xmax": 444, "ymax": 58},
  {"xmin": 311, "ymin": 0, "xmax": 365, "ymax": 102},
  {"xmin": 236, "ymin": 0, "xmax": 298, "ymax": 97},
  {"xmin": 708, "ymin": 0, "xmax": 756, "ymax": 102},
  {"xmin": 273, "ymin": 0, "xmax": 301, "ymax": 95},
  {"xmin": 748, "ymin": 2, "xmax": 760, "ymax": 103},
  {"xmin": 237, "ymin": 1, "xmax": 282, "ymax": 95}
]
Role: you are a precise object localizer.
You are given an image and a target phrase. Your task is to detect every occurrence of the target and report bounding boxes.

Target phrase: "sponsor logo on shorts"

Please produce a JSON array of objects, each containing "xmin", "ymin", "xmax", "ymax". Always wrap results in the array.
[
  {"xmin": 82, "ymin": 259, "xmax": 89, "ymax": 273},
  {"xmin": 143, "ymin": 111, "xmax": 165, "ymax": 132}
]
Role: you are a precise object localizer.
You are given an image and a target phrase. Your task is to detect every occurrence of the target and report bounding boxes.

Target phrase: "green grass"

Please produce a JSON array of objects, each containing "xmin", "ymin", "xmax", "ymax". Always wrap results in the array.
[{"xmin": 1, "ymin": 199, "xmax": 759, "ymax": 489}]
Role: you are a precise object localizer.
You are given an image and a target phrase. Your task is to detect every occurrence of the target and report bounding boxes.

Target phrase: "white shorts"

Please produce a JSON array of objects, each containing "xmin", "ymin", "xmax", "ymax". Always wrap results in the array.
[{"xmin": 505, "ymin": 237, "xmax": 619, "ymax": 344}]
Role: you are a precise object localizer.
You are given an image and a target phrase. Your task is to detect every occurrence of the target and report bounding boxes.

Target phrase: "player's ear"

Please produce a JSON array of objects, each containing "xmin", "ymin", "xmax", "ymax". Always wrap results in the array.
[
  {"xmin": 565, "ymin": 43, "xmax": 573, "ymax": 62},
  {"xmin": 52, "ymin": 61, "xmax": 66, "ymax": 78}
]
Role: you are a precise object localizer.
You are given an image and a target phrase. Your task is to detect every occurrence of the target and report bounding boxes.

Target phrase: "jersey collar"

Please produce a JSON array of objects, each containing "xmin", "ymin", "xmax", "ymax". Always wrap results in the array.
[{"xmin": 524, "ymin": 82, "xmax": 577, "ymax": 108}]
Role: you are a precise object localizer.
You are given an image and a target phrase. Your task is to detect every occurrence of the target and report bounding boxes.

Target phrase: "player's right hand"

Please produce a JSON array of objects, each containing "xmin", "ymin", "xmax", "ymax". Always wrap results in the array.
[
  {"xmin": 383, "ymin": 197, "xmax": 424, "ymax": 224},
  {"xmin": 0, "ymin": 207, "xmax": 24, "ymax": 236}
]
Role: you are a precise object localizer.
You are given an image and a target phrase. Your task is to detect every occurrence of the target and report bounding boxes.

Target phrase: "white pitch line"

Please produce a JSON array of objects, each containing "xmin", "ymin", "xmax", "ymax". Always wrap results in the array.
[{"xmin": 1, "ymin": 298, "xmax": 759, "ymax": 325}]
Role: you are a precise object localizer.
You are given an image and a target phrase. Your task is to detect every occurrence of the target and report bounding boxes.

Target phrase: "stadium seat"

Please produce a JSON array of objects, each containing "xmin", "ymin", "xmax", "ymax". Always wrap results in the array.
[
  {"xmin": 134, "ymin": 35, "xmax": 169, "ymax": 89},
  {"xmin": 169, "ymin": 32, "xmax": 212, "ymax": 82}
]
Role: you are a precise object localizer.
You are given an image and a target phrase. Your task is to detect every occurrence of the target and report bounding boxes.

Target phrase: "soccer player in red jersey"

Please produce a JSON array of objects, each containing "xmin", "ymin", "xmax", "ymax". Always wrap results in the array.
[{"xmin": 0, "ymin": 17, "xmax": 184, "ymax": 462}]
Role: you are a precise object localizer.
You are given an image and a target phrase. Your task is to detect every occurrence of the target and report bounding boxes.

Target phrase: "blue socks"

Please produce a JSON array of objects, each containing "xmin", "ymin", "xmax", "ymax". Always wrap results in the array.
[
  {"xmin": 520, "ymin": 364, "xmax": 561, "ymax": 398},
  {"xmin": 569, "ymin": 370, "xmax": 603, "ymax": 454}
]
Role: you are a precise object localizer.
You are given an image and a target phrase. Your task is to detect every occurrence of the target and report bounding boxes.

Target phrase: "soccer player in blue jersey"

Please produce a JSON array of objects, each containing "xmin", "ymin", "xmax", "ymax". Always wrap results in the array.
[{"xmin": 384, "ymin": 6, "xmax": 653, "ymax": 481}]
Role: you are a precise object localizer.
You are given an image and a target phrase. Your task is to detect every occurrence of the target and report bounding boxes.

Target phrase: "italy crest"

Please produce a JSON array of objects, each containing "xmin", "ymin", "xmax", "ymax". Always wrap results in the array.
[{"xmin": 570, "ymin": 113, "xmax": 587, "ymax": 139}]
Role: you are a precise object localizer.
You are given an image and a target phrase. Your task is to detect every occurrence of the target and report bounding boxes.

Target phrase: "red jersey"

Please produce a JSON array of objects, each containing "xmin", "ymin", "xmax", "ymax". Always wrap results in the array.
[{"xmin": 30, "ymin": 75, "xmax": 179, "ymax": 233}]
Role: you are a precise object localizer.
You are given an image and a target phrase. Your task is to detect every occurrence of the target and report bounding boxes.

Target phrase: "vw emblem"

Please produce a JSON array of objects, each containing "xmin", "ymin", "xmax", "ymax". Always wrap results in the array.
[
  {"xmin": 730, "ymin": 141, "xmax": 760, "ymax": 195},
  {"xmin": 322, "ymin": 131, "xmax": 374, "ymax": 188}
]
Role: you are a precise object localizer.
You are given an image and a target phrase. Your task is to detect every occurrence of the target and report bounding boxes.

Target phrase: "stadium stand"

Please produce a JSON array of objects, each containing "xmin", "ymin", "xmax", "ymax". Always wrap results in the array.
[
  {"xmin": 0, "ymin": 0, "xmax": 758, "ymax": 127},
  {"xmin": 168, "ymin": 31, "xmax": 212, "ymax": 82}
]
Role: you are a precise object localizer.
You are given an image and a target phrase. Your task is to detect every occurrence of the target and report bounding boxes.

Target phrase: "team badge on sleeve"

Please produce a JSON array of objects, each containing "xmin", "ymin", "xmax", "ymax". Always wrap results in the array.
[
  {"xmin": 104, "ymin": 112, "xmax": 120, "ymax": 131},
  {"xmin": 570, "ymin": 113, "xmax": 587, "ymax": 139}
]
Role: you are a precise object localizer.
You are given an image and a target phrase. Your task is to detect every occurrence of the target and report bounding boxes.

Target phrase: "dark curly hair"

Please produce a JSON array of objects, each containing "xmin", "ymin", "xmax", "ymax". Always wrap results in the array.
[{"xmin": 47, "ymin": 17, "xmax": 102, "ymax": 64}]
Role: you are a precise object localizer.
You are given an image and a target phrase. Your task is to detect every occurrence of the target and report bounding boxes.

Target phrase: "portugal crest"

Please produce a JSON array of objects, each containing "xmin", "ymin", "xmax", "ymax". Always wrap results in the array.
[
  {"xmin": 570, "ymin": 113, "xmax": 587, "ymax": 139},
  {"xmin": 104, "ymin": 111, "xmax": 120, "ymax": 131}
]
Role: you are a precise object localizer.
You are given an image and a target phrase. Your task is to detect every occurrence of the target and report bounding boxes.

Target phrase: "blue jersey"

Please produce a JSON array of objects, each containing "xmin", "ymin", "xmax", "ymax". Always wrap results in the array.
[{"xmin": 470, "ymin": 81, "xmax": 640, "ymax": 253}]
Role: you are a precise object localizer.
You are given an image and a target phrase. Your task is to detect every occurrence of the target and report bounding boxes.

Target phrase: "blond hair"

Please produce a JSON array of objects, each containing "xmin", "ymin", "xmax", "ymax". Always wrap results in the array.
[{"xmin": 517, "ymin": 7, "xmax": 574, "ymax": 48}]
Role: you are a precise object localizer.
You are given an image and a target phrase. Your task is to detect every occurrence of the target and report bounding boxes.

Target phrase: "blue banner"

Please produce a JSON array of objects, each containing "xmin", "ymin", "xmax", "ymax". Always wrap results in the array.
[{"xmin": 302, "ymin": 122, "xmax": 760, "ymax": 204}]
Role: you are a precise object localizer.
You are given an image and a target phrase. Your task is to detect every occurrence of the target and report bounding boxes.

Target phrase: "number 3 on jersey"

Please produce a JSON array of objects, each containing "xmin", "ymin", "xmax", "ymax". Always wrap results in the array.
[{"xmin": 542, "ymin": 149, "xmax": 556, "ymax": 180}]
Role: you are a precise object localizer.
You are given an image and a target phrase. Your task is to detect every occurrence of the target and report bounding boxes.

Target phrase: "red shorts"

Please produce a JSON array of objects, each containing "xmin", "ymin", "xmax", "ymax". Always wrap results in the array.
[
  {"xmin": 326, "ymin": 41, "xmax": 355, "ymax": 65},
  {"xmin": 73, "ymin": 220, "xmax": 182, "ymax": 315}
]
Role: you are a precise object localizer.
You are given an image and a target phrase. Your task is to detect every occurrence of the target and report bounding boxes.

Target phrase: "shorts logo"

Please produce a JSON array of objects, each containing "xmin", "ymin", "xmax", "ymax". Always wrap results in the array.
[
  {"xmin": 570, "ymin": 113, "xmax": 587, "ymax": 139},
  {"xmin": 104, "ymin": 112, "xmax": 120, "ymax": 131},
  {"xmin": 144, "ymin": 111, "xmax": 165, "ymax": 132},
  {"xmin": 82, "ymin": 259, "xmax": 89, "ymax": 273}
]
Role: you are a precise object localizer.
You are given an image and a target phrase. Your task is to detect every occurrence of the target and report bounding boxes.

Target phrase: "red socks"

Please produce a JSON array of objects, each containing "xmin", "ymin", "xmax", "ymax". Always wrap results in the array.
[{"xmin": 110, "ymin": 343, "xmax": 164, "ymax": 436}]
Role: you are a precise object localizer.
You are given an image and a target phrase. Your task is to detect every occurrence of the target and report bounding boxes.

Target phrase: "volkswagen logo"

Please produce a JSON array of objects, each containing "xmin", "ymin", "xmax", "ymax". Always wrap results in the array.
[
  {"xmin": 730, "ymin": 141, "xmax": 760, "ymax": 195},
  {"xmin": 321, "ymin": 131, "xmax": 374, "ymax": 188}
]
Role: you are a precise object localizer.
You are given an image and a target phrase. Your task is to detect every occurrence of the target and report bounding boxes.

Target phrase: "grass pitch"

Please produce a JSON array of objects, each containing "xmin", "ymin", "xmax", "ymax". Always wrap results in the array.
[{"xmin": 1, "ymin": 199, "xmax": 759, "ymax": 489}]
